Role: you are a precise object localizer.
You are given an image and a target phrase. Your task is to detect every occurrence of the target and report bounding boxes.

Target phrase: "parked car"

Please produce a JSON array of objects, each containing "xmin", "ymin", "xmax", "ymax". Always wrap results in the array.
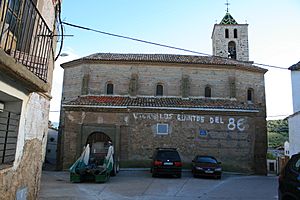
[
  {"xmin": 192, "ymin": 155, "xmax": 222, "ymax": 179},
  {"xmin": 278, "ymin": 153, "xmax": 300, "ymax": 200},
  {"xmin": 150, "ymin": 148, "xmax": 182, "ymax": 178}
]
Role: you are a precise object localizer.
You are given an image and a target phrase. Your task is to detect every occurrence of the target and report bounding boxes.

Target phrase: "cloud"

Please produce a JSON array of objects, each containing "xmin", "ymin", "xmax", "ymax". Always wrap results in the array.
[{"xmin": 49, "ymin": 50, "xmax": 79, "ymax": 123}]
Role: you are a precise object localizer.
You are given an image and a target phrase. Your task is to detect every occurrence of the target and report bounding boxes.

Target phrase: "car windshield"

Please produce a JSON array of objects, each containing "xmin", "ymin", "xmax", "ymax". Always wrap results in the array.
[
  {"xmin": 196, "ymin": 156, "xmax": 217, "ymax": 164},
  {"xmin": 157, "ymin": 151, "xmax": 180, "ymax": 160}
]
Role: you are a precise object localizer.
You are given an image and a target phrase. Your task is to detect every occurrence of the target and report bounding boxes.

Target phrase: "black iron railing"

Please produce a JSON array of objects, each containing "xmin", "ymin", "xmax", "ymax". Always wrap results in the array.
[
  {"xmin": 0, "ymin": 109, "xmax": 20, "ymax": 165},
  {"xmin": 0, "ymin": 0, "xmax": 53, "ymax": 82}
]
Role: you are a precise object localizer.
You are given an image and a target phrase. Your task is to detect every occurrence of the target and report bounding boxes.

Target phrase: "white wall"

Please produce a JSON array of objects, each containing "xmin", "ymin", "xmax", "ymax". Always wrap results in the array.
[
  {"xmin": 288, "ymin": 113, "xmax": 300, "ymax": 156},
  {"xmin": 291, "ymin": 70, "xmax": 300, "ymax": 113}
]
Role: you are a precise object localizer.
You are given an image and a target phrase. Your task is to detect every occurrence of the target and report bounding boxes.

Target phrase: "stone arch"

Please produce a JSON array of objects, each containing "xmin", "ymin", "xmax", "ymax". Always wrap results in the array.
[
  {"xmin": 86, "ymin": 132, "xmax": 112, "ymax": 155},
  {"xmin": 228, "ymin": 41, "xmax": 236, "ymax": 59}
]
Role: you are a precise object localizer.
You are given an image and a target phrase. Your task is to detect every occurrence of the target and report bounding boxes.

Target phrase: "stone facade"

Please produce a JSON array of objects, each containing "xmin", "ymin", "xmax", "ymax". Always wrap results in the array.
[
  {"xmin": 58, "ymin": 53, "xmax": 268, "ymax": 175},
  {"xmin": 212, "ymin": 12, "xmax": 249, "ymax": 61},
  {"xmin": 0, "ymin": 139, "xmax": 44, "ymax": 200},
  {"xmin": 0, "ymin": 0, "xmax": 58, "ymax": 199}
]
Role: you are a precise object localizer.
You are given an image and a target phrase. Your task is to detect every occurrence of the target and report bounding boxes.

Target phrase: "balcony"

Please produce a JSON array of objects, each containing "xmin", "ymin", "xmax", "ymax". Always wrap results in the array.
[{"xmin": 0, "ymin": 0, "xmax": 53, "ymax": 83}]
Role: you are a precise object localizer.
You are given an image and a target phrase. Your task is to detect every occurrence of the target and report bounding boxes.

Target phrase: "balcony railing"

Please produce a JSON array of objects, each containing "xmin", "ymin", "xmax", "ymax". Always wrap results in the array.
[{"xmin": 0, "ymin": 0, "xmax": 53, "ymax": 82}]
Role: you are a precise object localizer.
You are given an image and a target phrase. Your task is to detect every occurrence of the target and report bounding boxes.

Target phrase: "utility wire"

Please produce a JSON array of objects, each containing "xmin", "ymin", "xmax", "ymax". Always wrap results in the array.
[
  {"xmin": 61, "ymin": 21, "xmax": 289, "ymax": 70},
  {"xmin": 62, "ymin": 22, "xmax": 211, "ymax": 56},
  {"xmin": 54, "ymin": 1, "xmax": 64, "ymax": 61}
]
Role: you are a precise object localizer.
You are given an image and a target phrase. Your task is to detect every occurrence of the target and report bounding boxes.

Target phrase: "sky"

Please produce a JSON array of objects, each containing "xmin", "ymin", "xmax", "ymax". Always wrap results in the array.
[{"xmin": 49, "ymin": 0, "xmax": 300, "ymax": 123}]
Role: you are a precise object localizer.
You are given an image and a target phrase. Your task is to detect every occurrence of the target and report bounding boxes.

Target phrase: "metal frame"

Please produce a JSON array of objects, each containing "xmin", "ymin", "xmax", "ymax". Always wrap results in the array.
[{"xmin": 0, "ymin": 0, "xmax": 53, "ymax": 82}]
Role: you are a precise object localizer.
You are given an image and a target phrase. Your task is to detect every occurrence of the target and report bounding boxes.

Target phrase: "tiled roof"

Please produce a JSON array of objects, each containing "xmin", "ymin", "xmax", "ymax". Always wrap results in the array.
[
  {"xmin": 63, "ymin": 96, "xmax": 258, "ymax": 112},
  {"xmin": 289, "ymin": 61, "xmax": 300, "ymax": 71},
  {"xmin": 61, "ymin": 53, "xmax": 266, "ymax": 72},
  {"xmin": 83, "ymin": 53, "xmax": 249, "ymax": 66},
  {"xmin": 220, "ymin": 12, "xmax": 238, "ymax": 25}
]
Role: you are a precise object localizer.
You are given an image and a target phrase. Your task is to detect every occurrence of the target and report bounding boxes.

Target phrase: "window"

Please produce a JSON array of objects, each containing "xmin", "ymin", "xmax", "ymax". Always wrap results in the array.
[
  {"xmin": 0, "ymin": 109, "xmax": 20, "ymax": 166},
  {"xmin": 0, "ymin": 93, "xmax": 21, "ymax": 168},
  {"xmin": 225, "ymin": 29, "xmax": 229, "ymax": 38},
  {"xmin": 247, "ymin": 88, "xmax": 254, "ymax": 102},
  {"xmin": 234, "ymin": 29, "xmax": 238, "ymax": 38},
  {"xmin": 156, "ymin": 84, "xmax": 163, "ymax": 96},
  {"xmin": 5, "ymin": 0, "xmax": 21, "ymax": 35},
  {"xmin": 205, "ymin": 86, "xmax": 211, "ymax": 97},
  {"xmin": 107, "ymin": 83, "xmax": 114, "ymax": 95},
  {"xmin": 157, "ymin": 124, "xmax": 168, "ymax": 135},
  {"xmin": 228, "ymin": 41, "xmax": 236, "ymax": 59}
]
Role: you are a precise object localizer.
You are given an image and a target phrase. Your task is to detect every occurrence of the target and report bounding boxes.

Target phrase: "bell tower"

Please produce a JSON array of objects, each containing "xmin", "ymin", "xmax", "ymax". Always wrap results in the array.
[{"xmin": 211, "ymin": 6, "xmax": 249, "ymax": 61}]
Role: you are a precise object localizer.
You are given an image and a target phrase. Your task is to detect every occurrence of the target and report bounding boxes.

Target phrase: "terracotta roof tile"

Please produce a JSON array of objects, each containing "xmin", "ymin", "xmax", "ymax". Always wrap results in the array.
[
  {"xmin": 61, "ymin": 53, "xmax": 267, "ymax": 73},
  {"xmin": 64, "ymin": 96, "xmax": 258, "ymax": 111}
]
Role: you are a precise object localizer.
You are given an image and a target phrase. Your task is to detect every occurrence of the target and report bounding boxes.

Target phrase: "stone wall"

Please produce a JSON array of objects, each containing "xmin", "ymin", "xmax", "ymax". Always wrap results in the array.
[
  {"xmin": 59, "ymin": 59, "xmax": 267, "ymax": 174},
  {"xmin": 61, "ymin": 109, "xmax": 267, "ymax": 174},
  {"xmin": 62, "ymin": 63, "xmax": 265, "ymax": 106},
  {"xmin": 0, "ymin": 0, "xmax": 57, "ymax": 198},
  {"xmin": 0, "ymin": 139, "xmax": 44, "ymax": 200},
  {"xmin": 212, "ymin": 24, "xmax": 249, "ymax": 61}
]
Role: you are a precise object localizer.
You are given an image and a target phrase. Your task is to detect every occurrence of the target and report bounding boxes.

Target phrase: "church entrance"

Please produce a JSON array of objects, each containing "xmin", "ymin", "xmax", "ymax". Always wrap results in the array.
[{"xmin": 86, "ymin": 132, "xmax": 111, "ymax": 156}]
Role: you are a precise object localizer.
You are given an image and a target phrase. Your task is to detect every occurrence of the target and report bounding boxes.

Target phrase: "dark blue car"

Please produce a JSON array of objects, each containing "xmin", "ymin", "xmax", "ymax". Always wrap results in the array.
[{"xmin": 278, "ymin": 153, "xmax": 300, "ymax": 200}]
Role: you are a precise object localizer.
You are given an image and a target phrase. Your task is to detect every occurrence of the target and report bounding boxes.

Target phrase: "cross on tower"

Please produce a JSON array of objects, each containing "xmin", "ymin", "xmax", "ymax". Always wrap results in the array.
[{"xmin": 225, "ymin": 0, "xmax": 230, "ymax": 12}]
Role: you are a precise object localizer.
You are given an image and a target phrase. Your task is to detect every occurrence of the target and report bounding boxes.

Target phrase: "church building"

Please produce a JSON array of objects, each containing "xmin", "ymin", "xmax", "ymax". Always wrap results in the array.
[{"xmin": 57, "ymin": 11, "xmax": 268, "ymax": 174}]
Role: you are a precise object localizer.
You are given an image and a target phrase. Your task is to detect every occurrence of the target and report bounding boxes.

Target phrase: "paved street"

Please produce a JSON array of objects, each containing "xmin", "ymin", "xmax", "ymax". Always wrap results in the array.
[{"xmin": 39, "ymin": 170, "xmax": 278, "ymax": 200}]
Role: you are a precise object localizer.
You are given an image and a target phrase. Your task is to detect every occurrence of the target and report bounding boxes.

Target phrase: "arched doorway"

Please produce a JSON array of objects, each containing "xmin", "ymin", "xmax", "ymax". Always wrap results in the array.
[
  {"xmin": 86, "ymin": 132, "xmax": 111, "ymax": 156},
  {"xmin": 228, "ymin": 41, "xmax": 236, "ymax": 59}
]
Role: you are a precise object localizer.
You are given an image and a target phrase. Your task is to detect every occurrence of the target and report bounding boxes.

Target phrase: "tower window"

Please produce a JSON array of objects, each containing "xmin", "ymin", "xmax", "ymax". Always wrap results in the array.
[
  {"xmin": 205, "ymin": 86, "xmax": 211, "ymax": 98},
  {"xmin": 225, "ymin": 29, "xmax": 229, "ymax": 38},
  {"xmin": 156, "ymin": 84, "xmax": 163, "ymax": 96},
  {"xmin": 107, "ymin": 83, "xmax": 114, "ymax": 95},
  {"xmin": 247, "ymin": 88, "xmax": 254, "ymax": 102},
  {"xmin": 234, "ymin": 29, "xmax": 238, "ymax": 38},
  {"xmin": 228, "ymin": 41, "xmax": 236, "ymax": 59}
]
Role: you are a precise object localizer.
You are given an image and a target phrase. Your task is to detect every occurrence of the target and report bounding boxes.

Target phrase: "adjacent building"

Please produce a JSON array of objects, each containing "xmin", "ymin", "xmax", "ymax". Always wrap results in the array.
[
  {"xmin": 0, "ymin": 0, "xmax": 58, "ymax": 199},
  {"xmin": 58, "ymin": 11, "xmax": 268, "ymax": 174},
  {"xmin": 288, "ymin": 61, "xmax": 300, "ymax": 156}
]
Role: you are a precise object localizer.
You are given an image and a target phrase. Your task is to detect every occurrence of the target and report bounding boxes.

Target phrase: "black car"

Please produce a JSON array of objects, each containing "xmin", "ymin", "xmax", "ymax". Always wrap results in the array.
[
  {"xmin": 150, "ymin": 148, "xmax": 182, "ymax": 178},
  {"xmin": 192, "ymin": 155, "xmax": 222, "ymax": 179},
  {"xmin": 278, "ymin": 153, "xmax": 300, "ymax": 200}
]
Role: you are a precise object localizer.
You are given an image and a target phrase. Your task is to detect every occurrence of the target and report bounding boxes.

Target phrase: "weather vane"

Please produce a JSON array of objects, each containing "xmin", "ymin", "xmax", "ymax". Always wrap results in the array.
[{"xmin": 225, "ymin": 0, "xmax": 230, "ymax": 12}]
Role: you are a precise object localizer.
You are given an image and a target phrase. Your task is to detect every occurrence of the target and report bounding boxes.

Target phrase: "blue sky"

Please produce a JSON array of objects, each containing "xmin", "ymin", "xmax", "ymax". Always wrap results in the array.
[{"xmin": 49, "ymin": 0, "xmax": 300, "ymax": 122}]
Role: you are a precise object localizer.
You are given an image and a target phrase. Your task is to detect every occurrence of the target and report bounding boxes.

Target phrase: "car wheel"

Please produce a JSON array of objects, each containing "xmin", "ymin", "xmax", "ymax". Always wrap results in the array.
[
  {"xmin": 110, "ymin": 163, "xmax": 117, "ymax": 176},
  {"xmin": 152, "ymin": 173, "xmax": 157, "ymax": 178}
]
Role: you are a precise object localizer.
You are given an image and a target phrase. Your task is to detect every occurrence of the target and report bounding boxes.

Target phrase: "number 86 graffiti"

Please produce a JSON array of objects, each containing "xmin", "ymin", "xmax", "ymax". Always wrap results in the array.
[{"xmin": 227, "ymin": 118, "xmax": 246, "ymax": 131}]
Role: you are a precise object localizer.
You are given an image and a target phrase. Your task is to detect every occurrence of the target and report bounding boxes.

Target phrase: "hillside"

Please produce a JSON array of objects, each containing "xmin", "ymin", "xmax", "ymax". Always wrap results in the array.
[{"xmin": 267, "ymin": 119, "xmax": 288, "ymax": 148}]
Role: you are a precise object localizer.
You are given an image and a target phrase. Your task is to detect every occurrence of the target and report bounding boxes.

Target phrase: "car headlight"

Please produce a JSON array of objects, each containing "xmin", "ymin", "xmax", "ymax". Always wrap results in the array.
[
  {"xmin": 215, "ymin": 167, "xmax": 222, "ymax": 171},
  {"xmin": 196, "ymin": 167, "xmax": 203, "ymax": 170}
]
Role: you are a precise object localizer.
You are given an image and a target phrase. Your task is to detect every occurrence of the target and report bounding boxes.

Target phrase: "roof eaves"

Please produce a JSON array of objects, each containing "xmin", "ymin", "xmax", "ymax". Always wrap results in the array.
[
  {"xmin": 288, "ymin": 61, "xmax": 300, "ymax": 71},
  {"xmin": 62, "ymin": 104, "xmax": 259, "ymax": 113}
]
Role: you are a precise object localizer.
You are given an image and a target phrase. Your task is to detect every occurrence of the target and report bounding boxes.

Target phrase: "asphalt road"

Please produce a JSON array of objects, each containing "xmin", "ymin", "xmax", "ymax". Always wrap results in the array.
[{"xmin": 39, "ymin": 170, "xmax": 278, "ymax": 200}]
